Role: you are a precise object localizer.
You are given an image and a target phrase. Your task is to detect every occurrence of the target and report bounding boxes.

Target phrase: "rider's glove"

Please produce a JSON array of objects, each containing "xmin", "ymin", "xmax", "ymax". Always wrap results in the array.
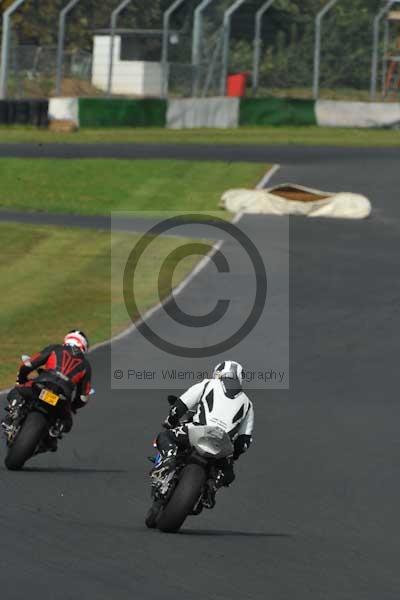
[
  {"xmin": 162, "ymin": 397, "xmax": 187, "ymax": 430},
  {"xmin": 16, "ymin": 366, "xmax": 30, "ymax": 385},
  {"xmin": 162, "ymin": 415, "xmax": 178, "ymax": 430},
  {"xmin": 17, "ymin": 361, "xmax": 34, "ymax": 384},
  {"xmin": 233, "ymin": 435, "xmax": 252, "ymax": 460},
  {"xmin": 216, "ymin": 461, "xmax": 235, "ymax": 488}
]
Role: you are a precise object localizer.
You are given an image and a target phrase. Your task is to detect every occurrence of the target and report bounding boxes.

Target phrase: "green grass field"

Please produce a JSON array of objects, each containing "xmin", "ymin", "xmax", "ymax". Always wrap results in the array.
[
  {"xmin": 0, "ymin": 159, "xmax": 265, "ymax": 215},
  {"xmin": 0, "ymin": 125, "xmax": 399, "ymax": 147},
  {"xmin": 0, "ymin": 223, "xmax": 210, "ymax": 388},
  {"xmin": 1, "ymin": 158, "xmax": 260, "ymax": 388}
]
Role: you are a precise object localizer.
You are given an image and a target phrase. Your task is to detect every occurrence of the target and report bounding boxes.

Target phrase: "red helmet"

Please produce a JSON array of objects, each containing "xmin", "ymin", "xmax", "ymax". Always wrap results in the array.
[{"xmin": 63, "ymin": 330, "xmax": 89, "ymax": 354}]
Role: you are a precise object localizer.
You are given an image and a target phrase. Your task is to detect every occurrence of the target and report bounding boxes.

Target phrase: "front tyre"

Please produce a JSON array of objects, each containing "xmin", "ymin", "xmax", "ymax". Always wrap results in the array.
[
  {"xmin": 157, "ymin": 463, "xmax": 207, "ymax": 533},
  {"xmin": 5, "ymin": 412, "xmax": 48, "ymax": 471},
  {"xmin": 145, "ymin": 499, "xmax": 163, "ymax": 529}
]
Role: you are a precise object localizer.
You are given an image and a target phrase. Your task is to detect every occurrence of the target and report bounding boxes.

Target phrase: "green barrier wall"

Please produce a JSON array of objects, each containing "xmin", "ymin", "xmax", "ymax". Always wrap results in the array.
[
  {"xmin": 43, "ymin": 95, "xmax": 322, "ymax": 129},
  {"xmin": 239, "ymin": 98, "xmax": 317, "ymax": 126},
  {"xmin": 79, "ymin": 98, "xmax": 167, "ymax": 128}
]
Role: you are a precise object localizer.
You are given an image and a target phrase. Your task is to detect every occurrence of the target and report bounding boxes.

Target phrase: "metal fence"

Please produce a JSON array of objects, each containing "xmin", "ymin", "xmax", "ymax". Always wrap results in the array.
[
  {"xmin": 0, "ymin": 0, "xmax": 396, "ymax": 102},
  {"xmin": 6, "ymin": 43, "xmax": 92, "ymax": 98}
]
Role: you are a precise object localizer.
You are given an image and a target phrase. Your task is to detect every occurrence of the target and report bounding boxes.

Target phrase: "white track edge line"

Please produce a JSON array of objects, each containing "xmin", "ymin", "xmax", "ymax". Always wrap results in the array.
[
  {"xmin": 0, "ymin": 165, "xmax": 278, "ymax": 395},
  {"xmin": 91, "ymin": 237, "xmax": 225, "ymax": 352},
  {"xmin": 256, "ymin": 163, "xmax": 280, "ymax": 189},
  {"xmin": 92, "ymin": 212, "xmax": 244, "ymax": 351},
  {"xmin": 91, "ymin": 165, "xmax": 279, "ymax": 352}
]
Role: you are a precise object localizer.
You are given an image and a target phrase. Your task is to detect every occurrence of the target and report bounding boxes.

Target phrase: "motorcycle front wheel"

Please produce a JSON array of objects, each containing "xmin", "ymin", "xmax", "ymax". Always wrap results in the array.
[
  {"xmin": 5, "ymin": 411, "xmax": 48, "ymax": 471},
  {"xmin": 145, "ymin": 498, "xmax": 163, "ymax": 529},
  {"xmin": 157, "ymin": 463, "xmax": 206, "ymax": 533}
]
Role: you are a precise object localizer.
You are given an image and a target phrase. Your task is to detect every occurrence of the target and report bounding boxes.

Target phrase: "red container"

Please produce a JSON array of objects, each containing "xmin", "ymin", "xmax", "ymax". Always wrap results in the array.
[{"xmin": 226, "ymin": 72, "xmax": 248, "ymax": 97}]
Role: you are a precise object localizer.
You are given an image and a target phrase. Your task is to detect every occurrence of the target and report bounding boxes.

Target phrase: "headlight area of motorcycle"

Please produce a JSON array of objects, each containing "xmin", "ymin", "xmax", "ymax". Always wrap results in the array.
[
  {"xmin": 188, "ymin": 425, "xmax": 234, "ymax": 458},
  {"xmin": 196, "ymin": 438, "xmax": 224, "ymax": 457},
  {"xmin": 196, "ymin": 432, "xmax": 233, "ymax": 458}
]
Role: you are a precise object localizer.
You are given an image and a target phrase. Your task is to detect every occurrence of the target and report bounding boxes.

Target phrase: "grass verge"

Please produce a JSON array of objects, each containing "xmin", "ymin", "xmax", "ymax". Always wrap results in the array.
[
  {"xmin": 0, "ymin": 159, "xmax": 266, "ymax": 215},
  {"xmin": 0, "ymin": 223, "xmax": 211, "ymax": 389},
  {"xmin": 0, "ymin": 125, "xmax": 400, "ymax": 146}
]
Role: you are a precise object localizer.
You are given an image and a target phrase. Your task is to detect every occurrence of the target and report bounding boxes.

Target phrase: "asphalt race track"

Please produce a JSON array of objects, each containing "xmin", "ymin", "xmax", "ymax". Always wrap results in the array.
[
  {"xmin": 1, "ymin": 143, "xmax": 400, "ymax": 599},
  {"xmin": 1, "ymin": 141, "xmax": 400, "ymax": 164}
]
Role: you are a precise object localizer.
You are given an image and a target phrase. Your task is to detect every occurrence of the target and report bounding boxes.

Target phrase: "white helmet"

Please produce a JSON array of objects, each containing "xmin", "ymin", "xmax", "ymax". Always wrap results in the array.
[{"xmin": 213, "ymin": 360, "xmax": 244, "ymax": 385}]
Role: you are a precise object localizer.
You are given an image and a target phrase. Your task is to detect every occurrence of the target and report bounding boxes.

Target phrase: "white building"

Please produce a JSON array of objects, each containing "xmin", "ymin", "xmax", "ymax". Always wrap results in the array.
[{"xmin": 92, "ymin": 31, "xmax": 163, "ymax": 97}]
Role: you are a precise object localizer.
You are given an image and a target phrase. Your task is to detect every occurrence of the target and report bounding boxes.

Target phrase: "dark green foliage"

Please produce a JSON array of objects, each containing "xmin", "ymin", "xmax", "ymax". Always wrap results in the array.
[
  {"xmin": 0, "ymin": 0, "xmax": 385, "ymax": 93},
  {"xmin": 1, "ymin": 1, "xmax": 178, "ymax": 50},
  {"xmin": 228, "ymin": 0, "xmax": 382, "ymax": 91}
]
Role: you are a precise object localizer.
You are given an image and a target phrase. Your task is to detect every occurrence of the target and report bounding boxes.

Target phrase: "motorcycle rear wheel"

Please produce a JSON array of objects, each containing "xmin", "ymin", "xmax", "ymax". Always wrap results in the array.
[
  {"xmin": 5, "ymin": 411, "xmax": 48, "ymax": 471},
  {"xmin": 157, "ymin": 463, "xmax": 206, "ymax": 533}
]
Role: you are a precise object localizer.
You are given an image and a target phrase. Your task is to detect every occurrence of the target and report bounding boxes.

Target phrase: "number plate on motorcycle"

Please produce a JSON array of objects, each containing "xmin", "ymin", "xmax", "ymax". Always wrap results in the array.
[{"xmin": 39, "ymin": 389, "xmax": 59, "ymax": 406}]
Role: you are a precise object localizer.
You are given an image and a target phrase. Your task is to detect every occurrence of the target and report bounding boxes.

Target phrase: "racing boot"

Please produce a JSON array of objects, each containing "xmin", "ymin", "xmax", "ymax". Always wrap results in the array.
[
  {"xmin": 34, "ymin": 435, "xmax": 58, "ymax": 455},
  {"xmin": 45, "ymin": 435, "xmax": 59, "ymax": 453},
  {"xmin": 34, "ymin": 420, "xmax": 64, "ymax": 455},
  {"xmin": 202, "ymin": 463, "xmax": 235, "ymax": 509},
  {"xmin": 202, "ymin": 479, "xmax": 217, "ymax": 509}
]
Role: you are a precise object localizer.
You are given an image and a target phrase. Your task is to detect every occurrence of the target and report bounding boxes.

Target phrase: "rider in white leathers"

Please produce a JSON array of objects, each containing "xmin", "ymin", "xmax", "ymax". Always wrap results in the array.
[{"xmin": 154, "ymin": 361, "xmax": 254, "ymax": 506}]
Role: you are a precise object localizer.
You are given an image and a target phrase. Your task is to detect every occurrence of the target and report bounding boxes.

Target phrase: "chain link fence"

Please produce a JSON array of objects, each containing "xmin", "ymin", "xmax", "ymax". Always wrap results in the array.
[
  {"xmin": 7, "ymin": 43, "xmax": 92, "ymax": 98},
  {"xmin": 0, "ymin": 0, "xmax": 396, "ymax": 102}
]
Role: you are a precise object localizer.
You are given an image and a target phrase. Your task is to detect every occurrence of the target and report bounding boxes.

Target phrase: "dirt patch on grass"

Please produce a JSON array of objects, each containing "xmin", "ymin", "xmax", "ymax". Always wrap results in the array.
[
  {"xmin": 49, "ymin": 119, "xmax": 78, "ymax": 133},
  {"xmin": 57, "ymin": 78, "xmax": 103, "ymax": 97}
]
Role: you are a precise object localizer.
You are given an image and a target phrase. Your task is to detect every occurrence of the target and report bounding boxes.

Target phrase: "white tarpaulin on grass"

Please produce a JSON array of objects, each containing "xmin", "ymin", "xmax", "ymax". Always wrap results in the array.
[
  {"xmin": 316, "ymin": 100, "xmax": 400, "ymax": 128},
  {"xmin": 221, "ymin": 184, "xmax": 371, "ymax": 219}
]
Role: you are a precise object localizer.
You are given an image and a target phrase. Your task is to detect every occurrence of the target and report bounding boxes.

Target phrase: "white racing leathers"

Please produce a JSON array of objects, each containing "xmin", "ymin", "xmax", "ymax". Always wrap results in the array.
[{"xmin": 180, "ymin": 378, "xmax": 254, "ymax": 455}]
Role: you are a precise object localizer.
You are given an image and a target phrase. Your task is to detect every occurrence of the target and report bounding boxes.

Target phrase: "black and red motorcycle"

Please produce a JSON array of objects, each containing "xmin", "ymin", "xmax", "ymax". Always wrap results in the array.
[{"xmin": 2, "ymin": 356, "xmax": 79, "ymax": 470}]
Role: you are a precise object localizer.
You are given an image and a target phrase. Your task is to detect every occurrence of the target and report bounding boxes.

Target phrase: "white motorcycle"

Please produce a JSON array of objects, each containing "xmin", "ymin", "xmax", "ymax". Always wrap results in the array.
[{"xmin": 146, "ymin": 424, "xmax": 234, "ymax": 533}]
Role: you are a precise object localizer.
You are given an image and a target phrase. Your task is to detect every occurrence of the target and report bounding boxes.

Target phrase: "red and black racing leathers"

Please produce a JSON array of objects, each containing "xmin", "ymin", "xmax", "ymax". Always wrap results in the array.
[{"xmin": 16, "ymin": 344, "xmax": 92, "ymax": 413}]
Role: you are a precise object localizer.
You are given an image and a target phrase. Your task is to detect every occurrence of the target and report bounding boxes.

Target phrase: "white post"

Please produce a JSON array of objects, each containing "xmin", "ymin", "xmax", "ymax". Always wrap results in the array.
[
  {"xmin": 0, "ymin": 0, "xmax": 27, "ymax": 99},
  {"xmin": 107, "ymin": 0, "xmax": 132, "ymax": 97},
  {"xmin": 371, "ymin": 0, "xmax": 396, "ymax": 100},
  {"xmin": 161, "ymin": 0, "xmax": 188, "ymax": 97},
  {"xmin": 220, "ymin": 0, "xmax": 248, "ymax": 97},
  {"xmin": 313, "ymin": 0, "xmax": 339, "ymax": 100},
  {"xmin": 252, "ymin": 0, "xmax": 276, "ymax": 96},
  {"xmin": 192, "ymin": 0, "xmax": 218, "ymax": 97},
  {"xmin": 55, "ymin": 0, "xmax": 82, "ymax": 97}
]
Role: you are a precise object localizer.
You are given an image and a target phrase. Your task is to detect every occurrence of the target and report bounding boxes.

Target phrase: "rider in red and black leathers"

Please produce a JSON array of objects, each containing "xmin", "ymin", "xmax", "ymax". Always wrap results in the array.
[{"xmin": 6, "ymin": 330, "xmax": 92, "ymax": 436}]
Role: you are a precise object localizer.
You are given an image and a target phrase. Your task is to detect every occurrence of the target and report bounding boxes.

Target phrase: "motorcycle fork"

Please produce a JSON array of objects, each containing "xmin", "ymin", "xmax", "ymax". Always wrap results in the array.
[
  {"xmin": 2, "ymin": 398, "xmax": 28, "ymax": 443},
  {"xmin": 8, "ymin": 397, "xmax": 26, "ymax": 420}
]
